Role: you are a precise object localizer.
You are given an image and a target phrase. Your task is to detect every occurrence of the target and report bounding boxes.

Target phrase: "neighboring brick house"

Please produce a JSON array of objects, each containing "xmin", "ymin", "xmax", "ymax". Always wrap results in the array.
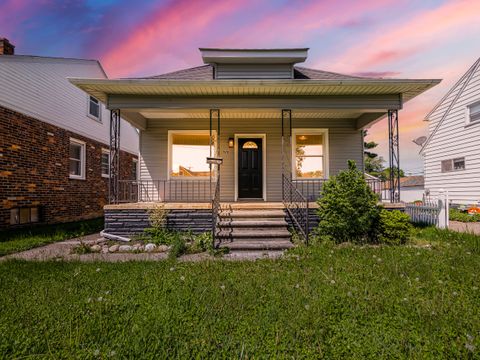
[{"xmin": 0, "ymin": 38, "xmax": 139, "ymax": 229}]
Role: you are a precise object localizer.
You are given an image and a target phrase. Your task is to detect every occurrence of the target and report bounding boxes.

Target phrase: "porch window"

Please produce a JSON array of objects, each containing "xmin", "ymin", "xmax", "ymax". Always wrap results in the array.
[
  {"xmin": 169, "ymin": 131, "xmax": 215, "ymax": 178},
  {"xmin": 101, "ymin": 149, "xmax": 110, "ymax": 177},
  {"xmin": 69, "ymin": 138, "xmax": 86, "ymax": 179},
  {"xmin": 292, "ymin": 129, "xmax": 328, "ymax": 179}
]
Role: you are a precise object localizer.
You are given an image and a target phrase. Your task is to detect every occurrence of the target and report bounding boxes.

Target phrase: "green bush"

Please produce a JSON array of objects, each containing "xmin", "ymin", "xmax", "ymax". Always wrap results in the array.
[
  {"xmin": 449, "ymin": 208, "xmax": 480, "ymax": 222},
  {"xmin": 316, "ymin": 160, "xmax": 380, "ymax": 244},
  {"xmin": 377, "ymin": 209, "xmax": 412, "ymax": 245}
]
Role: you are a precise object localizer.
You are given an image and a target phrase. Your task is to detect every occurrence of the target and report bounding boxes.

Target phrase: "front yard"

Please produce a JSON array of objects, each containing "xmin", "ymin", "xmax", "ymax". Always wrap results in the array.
[{"xmin": 1, "ymin": 227, "xmax": 479, "ymax": 358}]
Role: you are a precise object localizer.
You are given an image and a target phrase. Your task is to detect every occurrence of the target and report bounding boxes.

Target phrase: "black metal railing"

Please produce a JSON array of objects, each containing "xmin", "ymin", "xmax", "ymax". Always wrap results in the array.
[
  {"xmin": 292, "ymin": 179, "xmax": 327, "ymax": 202},
  {"xmin": 292, "ymin": 177, "xmax": 388, "ymax": 202},
  {"xmin": 118, "ymin": 179, "xmax": 214, "ymax": 203},
  {"xmin": 211, "ymin": 177, "xmax": 221, "ymax": 249},
  {"xmin": 283, "ymin": 174, "xmax": 309, "ymax": 244}
]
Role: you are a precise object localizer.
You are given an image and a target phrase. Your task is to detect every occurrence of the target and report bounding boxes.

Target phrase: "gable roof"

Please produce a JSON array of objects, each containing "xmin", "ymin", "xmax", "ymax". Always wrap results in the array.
[
  {"xmin": 421, "ymin": 57, "xmax": 480, "ymax": 153},
  {"xmin": 132, "ymin": 64, "xmax": 369, "ymax": 81}
]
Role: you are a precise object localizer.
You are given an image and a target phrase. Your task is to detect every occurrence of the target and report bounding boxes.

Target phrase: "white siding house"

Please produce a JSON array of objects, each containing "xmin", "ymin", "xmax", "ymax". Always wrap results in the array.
[
  {"xmin": 0, "ymin": 54, "xmax": 138, "ymax": 154},
  {"xmin": 422, "ymin": 58, "xmax": 480, "ymax": 204}
]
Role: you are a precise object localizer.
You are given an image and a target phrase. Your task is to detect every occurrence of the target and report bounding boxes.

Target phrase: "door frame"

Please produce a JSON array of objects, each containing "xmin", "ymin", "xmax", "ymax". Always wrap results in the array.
[{"xmin": 234, "ymin": 134, "xmax": 267, "ymax": 201}]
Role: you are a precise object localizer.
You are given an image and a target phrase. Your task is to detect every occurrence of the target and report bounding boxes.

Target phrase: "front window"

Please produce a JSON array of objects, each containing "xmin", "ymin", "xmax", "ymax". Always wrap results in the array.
[
  {"xmin": 101, "ymin": 150, "xmax": 110, "ymax": 177},
  {"xmin": 169, "ymin": 131, "xmax": 215, "ymax": 178},
  {"xmin": 69, "ymin": 139, "xmax": 85, "ymax": 179},
  {"xmin": 88, "ymin": 96, "xmax": 101, "ymax": 120},
  {"xmin": 293, "ymin": 130, "xmax": 328, "ymax": 179}
]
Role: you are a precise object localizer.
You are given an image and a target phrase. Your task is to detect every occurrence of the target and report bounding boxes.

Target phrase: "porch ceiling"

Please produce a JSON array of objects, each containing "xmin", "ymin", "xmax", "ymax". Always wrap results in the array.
[{"xmin": 138, "ymin": 108, "xmax": 377, "ymax": 119}]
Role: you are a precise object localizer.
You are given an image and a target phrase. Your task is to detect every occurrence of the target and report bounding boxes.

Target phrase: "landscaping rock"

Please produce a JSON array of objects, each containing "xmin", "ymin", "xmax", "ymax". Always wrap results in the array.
[
  {"xmin": 101, "ymin": 245, "xmax": 109, "ymax": 254},
  {"xmin": 108, "ymin": 244, "xmax": 119, "ymax": 253},
  {"xmin": 119, "ymin": 245, "xmax": 133, "ymax": 252},
  {"xmin": 90, "ymin": 245, "xmax": 101, "ymax": 252},
  {"xmin": 157, "ymin": 245, "xmax": 169, "ymax": 252},
  {"xmin": 145, "ymin": 243, "xmax": 157, "ymax": 252}
]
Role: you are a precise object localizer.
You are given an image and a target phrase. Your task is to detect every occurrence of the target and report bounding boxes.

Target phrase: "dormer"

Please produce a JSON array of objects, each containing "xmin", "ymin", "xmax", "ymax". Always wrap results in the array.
[{"xmin": 200, "ymin": 48, "xmax": 309, "ymax": 79}]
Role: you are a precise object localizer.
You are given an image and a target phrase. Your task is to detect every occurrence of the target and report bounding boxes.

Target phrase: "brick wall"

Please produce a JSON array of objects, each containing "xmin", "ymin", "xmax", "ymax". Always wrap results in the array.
[{"xmin": 0, "ymin": 105, "xmax": 137, "ymax": 229}]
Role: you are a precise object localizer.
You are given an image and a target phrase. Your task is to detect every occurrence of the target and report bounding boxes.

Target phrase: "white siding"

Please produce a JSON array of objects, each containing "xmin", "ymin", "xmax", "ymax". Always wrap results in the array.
[
  {"xmin": 0, "ymin": 55, "xmax": 138, "ymax": 154},
  {"xmin": 424, "ymin": 61, "xmax": 480, "ymax": 204},
  {"xmin": 139, "ymin": 118, "xmax": 363, "ymax": 201}
]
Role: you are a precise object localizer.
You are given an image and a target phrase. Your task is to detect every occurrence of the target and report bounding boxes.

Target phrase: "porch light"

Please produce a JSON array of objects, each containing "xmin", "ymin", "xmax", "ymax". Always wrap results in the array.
[{"xmin": 228, "ymin": 138, "xmax": 234, "ymax": 148}]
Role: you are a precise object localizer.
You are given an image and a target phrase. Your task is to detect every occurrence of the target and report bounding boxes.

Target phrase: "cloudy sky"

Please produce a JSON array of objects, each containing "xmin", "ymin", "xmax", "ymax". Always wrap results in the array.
[{"xmin": 2, "ymin": 0, "xmax": 480, "ymax": 174}]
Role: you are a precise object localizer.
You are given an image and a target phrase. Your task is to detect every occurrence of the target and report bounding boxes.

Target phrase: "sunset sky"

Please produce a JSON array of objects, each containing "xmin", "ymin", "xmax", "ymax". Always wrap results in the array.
[{"xmin": 2, "ymin": 0, "xmax": 480, "ymax": 174}]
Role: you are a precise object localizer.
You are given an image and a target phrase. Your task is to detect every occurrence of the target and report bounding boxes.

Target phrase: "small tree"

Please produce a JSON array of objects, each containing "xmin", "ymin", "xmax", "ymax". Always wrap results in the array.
[{"xmin": 316, "ymin": 160, "xmax": 380, "ymax": 243}]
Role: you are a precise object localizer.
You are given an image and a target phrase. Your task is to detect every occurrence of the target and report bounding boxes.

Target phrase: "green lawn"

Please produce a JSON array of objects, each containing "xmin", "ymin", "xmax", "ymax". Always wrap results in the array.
[
  {"xmin": 0, "ymin": 218, "xmax": 104, "ymax": 256},
  {"xmin": 0, "ymin": 227, "xmax": 479, "ymax": 358}
]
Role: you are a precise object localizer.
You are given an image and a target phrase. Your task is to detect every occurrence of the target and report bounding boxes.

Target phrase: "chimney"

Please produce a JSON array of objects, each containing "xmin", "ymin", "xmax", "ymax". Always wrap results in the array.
[{"xmin": 0, "ymin": 38, "xmax": 15, "ymax": 55}]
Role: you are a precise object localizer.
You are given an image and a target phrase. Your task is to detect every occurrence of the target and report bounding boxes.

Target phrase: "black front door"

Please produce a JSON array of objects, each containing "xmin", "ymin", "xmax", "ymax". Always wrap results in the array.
[{"xmin": 238, "ymin": 138, "xmax": 263, "ymax": 199}]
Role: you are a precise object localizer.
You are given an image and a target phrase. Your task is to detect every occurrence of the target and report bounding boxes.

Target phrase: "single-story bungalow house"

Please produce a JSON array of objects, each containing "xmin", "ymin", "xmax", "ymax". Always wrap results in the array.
[{"xmin": 70, "ymin": 48, "xmax": 440, "ymax": 250}]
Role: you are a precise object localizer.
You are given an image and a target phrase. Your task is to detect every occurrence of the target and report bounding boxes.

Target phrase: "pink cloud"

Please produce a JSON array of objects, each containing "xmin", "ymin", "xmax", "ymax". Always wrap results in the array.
[
  {"xmin": 215, "ymin": 0, "xmax": 397, "ymax": 48},
  {"xmin": 98, "ymin": 0, "xmax": 251, "ymax": 78},
  {"xmin": 330, "ymin": 0, "xmax": 480, "ymax": 73},
  {"xmin": 0, "ymin": 0, "xmax": 34, "ymax": 41}
]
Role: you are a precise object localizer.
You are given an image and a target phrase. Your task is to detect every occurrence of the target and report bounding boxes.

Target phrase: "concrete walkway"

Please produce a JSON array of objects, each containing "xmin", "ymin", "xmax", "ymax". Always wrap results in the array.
[{"xmin": 449, "ymin": 221, "xmax": 480, "ymax": 235}]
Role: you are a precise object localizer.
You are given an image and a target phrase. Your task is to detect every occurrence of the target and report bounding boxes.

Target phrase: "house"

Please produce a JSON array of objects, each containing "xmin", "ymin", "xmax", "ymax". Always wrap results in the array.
[
  {"xmin": 70, "ymin": 47, "xmax": 439, "ymax": 249},
  {"xmin": 422, "ymin": 58, "xmax": 480, "ymax": 205},
  {"xmin": 0, "ymin": 38, "xmax": 139, "ymax": 229},
  {"xmin": 382, "ymin": 175, "xmax": 425, "ymax": 203}
]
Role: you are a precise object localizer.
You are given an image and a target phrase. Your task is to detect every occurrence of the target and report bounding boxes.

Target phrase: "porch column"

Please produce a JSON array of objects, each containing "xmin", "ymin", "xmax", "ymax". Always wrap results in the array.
[
  {"xmin": 281, "ymin": 109, "xmax": 292, "ymax": 178},
  {"xmin": 109, "ymin": 109, "xmax": 121, "ymax": 204},
  {"xmin": 209, "ymin": 109, "xmax": 220, "ymax": 195},
  {"xmin": 387, "ymin": 109, "xmax": 400, "ymax": 202}
]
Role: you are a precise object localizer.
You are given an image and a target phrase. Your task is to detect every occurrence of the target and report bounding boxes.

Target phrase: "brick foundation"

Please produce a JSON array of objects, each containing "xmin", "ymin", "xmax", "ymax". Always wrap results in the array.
[{"xmin": 0, "ymin": 105, "xmax": 137, "ymax": 229}]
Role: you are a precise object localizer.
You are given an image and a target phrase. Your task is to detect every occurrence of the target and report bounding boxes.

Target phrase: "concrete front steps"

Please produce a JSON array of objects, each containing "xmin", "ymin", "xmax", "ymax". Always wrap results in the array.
[{"xmin": 216, "ymin": 208, "xmax": 293, "ymax": 251}]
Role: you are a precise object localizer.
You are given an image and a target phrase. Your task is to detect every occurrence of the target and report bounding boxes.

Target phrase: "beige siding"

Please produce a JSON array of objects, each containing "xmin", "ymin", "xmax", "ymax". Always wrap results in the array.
[
  {"xmin": 0, "ymin": 55, "xmax": 138, "ymax": 154},
  {"xmin": 424, "ymin": 64, "xmax": 480, "ymax": 204},
  {"xmin": 140, "ymin": 117, "xmax": 362, "ymax": 201}
]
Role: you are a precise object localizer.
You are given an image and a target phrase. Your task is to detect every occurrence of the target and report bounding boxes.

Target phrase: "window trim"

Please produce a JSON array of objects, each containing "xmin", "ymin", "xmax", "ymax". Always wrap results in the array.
[
  {"xmin": 441, "ymin": 157, "xmax": 465, "ymax": 173},
  {"xmin": 69, "ymin": 138, "xmax": 86, "ymax": 180},
  {"xmin": 291, "ymin": 128, "xmax": 329, "ymax": 180},
  {"xmin": 101, "ymin": 148, "xmax": 110, "ymax": 178},
  {"xmin": 87, "ymin": 95, "xmax": 102, "ymax": 122},
  {"xmin": 167, "ymin": 130, "xmax": 217, "ymax": 180},
  {"xmin": 465, "ymin": 99, "xmax": 480, "ymax": 125}
]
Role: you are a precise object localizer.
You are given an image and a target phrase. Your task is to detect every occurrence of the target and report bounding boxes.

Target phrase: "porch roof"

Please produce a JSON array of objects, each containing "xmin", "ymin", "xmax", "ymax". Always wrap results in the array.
[{"xmin": 69, "ymin": 76, "xmax": 440, "ymax": 104}]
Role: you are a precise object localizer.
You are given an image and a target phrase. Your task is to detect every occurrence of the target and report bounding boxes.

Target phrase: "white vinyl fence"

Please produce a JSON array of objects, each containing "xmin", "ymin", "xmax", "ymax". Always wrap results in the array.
[{"xmin": 405, "ymin": 191, "xmax": 449, "ymax": 228}]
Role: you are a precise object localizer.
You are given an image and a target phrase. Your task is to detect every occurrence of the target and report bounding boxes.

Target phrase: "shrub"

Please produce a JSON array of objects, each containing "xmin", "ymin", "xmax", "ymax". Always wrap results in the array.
[
  {"xmin": 316, "ymin": 160, "xmax": 380, "ymax": 244},
  {"xmin": 144, "ymin": 204, "xmax": 170, "ymax": 242},
  {"xmin": 449, "ymin": 208, "xmax": 480, "ymax": 222},
  {"xmin": 168, "ymin": 233, "xmax": 187, "ymax": 259},
  {"xmin": 377, "ymin": 209, "xmax": 412, "ymax": 245}
]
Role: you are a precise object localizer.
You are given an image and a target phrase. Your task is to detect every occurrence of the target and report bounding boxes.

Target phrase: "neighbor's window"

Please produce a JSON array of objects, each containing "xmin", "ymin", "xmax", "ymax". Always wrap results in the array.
[
  {"xmin": 468, "ymin": 101, "xmax": 480, "ymax": 123},
  {"xmin": 441, "ymin": 157, "xmax": 465, "ymax": 173},
  {"xmin": 69, "ymin": 138, "xmax": 85, "ymax": 179},
  {"xmin": 101, "ymin": 149, "xmax": 110, "ymax": 177},
  {"xmin": 10, "ymin": 207, "xmax": 39, "ymax": 225},
  {"xmin": 293, "ymin": 130, "xmax": 328, "ymax": 179},
  {"xmin": 169, "ymin": 131, "xmax": 215, "ymax": 178},
  {"xmin": 132, "ymin": 159, "xmax": 138, "ymax": 180},
  {"xmin": 88, "ymin": 96, "xmax": 101, "ymax": 120}
]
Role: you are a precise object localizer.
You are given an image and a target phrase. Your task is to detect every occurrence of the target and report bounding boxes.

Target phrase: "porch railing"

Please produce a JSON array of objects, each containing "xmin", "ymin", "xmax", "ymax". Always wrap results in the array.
[
  {"xmin": 118, "ymin": 179, "xmax": 214, "ymax": 203},
  {"xmin": 282, "ymin": 174, "xmax": 309, "ymax": 244},
  {"xmin": 291, "ymin": 177, "xmax": 387, "ymax": 202}
]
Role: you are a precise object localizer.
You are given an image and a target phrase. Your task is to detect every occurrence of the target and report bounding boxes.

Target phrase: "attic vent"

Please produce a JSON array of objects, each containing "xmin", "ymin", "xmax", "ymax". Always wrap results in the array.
[{"xmin": 215, "ymin": 64, "xmax": 293, "ymax": 79}]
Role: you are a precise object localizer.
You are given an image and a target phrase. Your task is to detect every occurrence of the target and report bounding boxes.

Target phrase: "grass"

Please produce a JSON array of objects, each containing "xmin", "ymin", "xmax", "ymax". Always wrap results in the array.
[
  {"xmin": 0, "ymin": 227, "xmax": 479, "ymax": 358},
  {"xmin": 0, "ymin": 218, "xmax": 104, "ymax": 256}
]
